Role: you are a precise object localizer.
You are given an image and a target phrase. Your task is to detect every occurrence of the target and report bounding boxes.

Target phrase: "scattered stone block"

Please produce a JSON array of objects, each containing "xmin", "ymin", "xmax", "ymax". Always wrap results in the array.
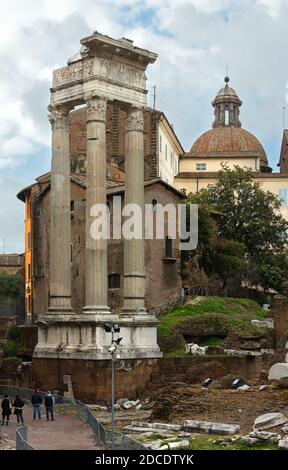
[
  {"xmin": 237, "ymin": 385, "xmax": 251, "ymax": 391},
  {"xmin": 278, "ymin": 438, "xmax": 288, "ymax": 449},
  {"xmin": 160, "ymin": 440, "xmax": 189, "ymax": 450},
  {"xmin": 254, "ymin": 412, "xmax": 287, "ymax": 430},
  {"xmin": 268, "ymin": 363, "xmax": 288, "ymax": 383},
  {"xmin": 239, "ymin": 436, "xmax": 261, "ymax": 446},
  {"xmin": 131, "ymin": 421, "xmax": 181, "ymax": 431},
  {"xmin": 282, "ymin": 424, "xmax": 288, "ymax": 434},
  {"xmin": 183, "ymin": 420, "xmax": 240, "ymax": 435},
  {"xmin": 259, "ymin": 385, "xmax": 268, "ymax": 391},
  {"xmin": 249, "ymin": 431, "xmax": 280, "ymax": 444},
  {"xmin": 123, "ymin": 401, "xmax": 133, "ymax": 409}
]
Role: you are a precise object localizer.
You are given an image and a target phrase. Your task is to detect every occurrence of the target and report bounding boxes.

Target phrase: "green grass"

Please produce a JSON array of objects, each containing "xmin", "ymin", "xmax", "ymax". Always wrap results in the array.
[
  {"xmin": 188, "ymin": 435, "xmax": 279, "ymax": 451},
  {"xmin": 158, "ymin": 296, "xmax": 267, "ymax": 339}
]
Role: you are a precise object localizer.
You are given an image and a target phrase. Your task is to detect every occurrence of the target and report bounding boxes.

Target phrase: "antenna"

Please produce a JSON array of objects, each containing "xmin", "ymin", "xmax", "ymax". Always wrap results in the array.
[
  {"xmin": 225, "ymin": 65, "xmax": 228, "ymax": 77},
  {"xmin": 283, "ymin": 106, "xmax": 286, "ymax": 131},
  {"xmin": 153, "ymin": 85, "xmax": 156, "ymax": 110}
]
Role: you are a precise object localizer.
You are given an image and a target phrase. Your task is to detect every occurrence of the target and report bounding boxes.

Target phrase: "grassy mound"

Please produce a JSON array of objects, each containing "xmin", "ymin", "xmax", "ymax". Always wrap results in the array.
[{"xmin": 157, "ymin": 296, "xmax": 270, "ymax": 356}]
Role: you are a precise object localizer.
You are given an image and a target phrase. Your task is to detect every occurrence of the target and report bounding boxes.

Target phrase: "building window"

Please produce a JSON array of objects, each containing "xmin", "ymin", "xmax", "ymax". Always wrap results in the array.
[
  {"xmin": 278, "ymin": 189, "xmax": 288, "ymax": 207},
  {"xmin": 108, "ymin": 273, "xmax": 121, "ymax": 289},
  {"xmin": 225, "ymin": 107, "xmax": 229, "ymax": 126},
  {"xmin": 27, "ymin": 232, "xmax": 31, "ymax": 250},
  {"xmin": 159, "ymin": 134, "xmax": 162, "ymax": 152},
  {"xmin": 152, "ymin": 199, "xmax": 157, "ymax": 211},
  {"xmin": 164, "ymin": 236, "xmax": 173, "ymax": 258},
  {"xmin": 170, "ymin": 152, "xmax": 173, "ymax": 166},
  {"xmin": 28, "ymin": 263, "xmax": 31, "ymax": 280},
  {"xmin": 196, "ymin": 163, "xmax": 206, "ymax": 171},
  {"xmin": 70, "ymin": 200, "xmax": 75, "ymax": 212},
  {"xmin": 165, "ymin": 144, "xmax": 168, "ymax": 160}
]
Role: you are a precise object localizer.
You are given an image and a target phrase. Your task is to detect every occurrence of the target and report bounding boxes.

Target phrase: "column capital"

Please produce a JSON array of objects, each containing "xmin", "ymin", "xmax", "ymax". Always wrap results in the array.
[
  {"xmin": 126, "ymin": 106, "xmax": 144, "ymax": 133},
  {"xmin": 85, "ymin": 95, "xmax": 107, "ymax": 122},
  {"xmin": 48, "ymin": 104, "xmax": 72, "ymax": 131}
]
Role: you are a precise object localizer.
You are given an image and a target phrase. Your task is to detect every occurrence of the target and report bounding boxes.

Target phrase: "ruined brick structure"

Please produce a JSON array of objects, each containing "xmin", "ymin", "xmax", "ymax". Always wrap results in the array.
[
  {"xmin": 70, "ymin": 105, "xmax": 163, "ymax": 181},
  {"xmin": 18, "ymin": 175, "xmax": 183, "ymax": 319}
]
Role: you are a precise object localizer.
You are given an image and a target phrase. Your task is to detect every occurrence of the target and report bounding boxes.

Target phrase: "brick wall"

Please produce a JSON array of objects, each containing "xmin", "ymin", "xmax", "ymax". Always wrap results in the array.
[{"xmin": 70, "ymin": 105, "xmax": 159, "ymax": 180}]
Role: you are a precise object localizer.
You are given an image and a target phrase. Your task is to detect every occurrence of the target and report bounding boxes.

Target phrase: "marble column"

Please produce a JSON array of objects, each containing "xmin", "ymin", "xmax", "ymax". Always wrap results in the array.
[
  {"xmin": 48, "ymin": 105, "xmax": 73, "ymax": 314},
  {"xmin": 122, "ymin": 107, "xmax": 146, "ymax": 314},
  {"xmin": 83, "ymin": 96, "xmax": 110, "ymax": 314}
]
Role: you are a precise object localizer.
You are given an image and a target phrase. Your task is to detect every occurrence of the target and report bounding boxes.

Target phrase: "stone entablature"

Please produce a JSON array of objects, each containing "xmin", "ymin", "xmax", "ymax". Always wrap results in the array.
[{"xmin": 51, "ymin": 33, "xmax": 157, "ymax": 109}]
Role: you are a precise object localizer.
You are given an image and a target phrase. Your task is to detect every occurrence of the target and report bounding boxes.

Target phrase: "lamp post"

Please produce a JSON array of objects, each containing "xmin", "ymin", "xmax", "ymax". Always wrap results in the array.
[{"xmin": 104, "ymin": 323, "xmax": 122, "ymax": 450}]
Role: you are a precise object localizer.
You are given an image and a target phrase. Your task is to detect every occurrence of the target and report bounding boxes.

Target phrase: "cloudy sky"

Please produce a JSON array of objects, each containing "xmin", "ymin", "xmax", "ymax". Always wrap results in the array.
[{"xmin": 1, "ymin": 0, "xmax": 288, "ymax": 253}]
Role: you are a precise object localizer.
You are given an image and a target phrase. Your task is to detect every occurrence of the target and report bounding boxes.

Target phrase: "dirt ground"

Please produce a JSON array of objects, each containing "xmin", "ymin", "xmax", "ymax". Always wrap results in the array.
[{"xmin": 141, "ymin": 382, "xmax": 288, "ymax": 434}]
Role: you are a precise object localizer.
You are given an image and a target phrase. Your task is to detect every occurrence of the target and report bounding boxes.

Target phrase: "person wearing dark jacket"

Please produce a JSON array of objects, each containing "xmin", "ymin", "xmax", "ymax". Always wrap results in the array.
[
  {"xmin": 13, "ymin": 395, "xmax": 24, "ymax": 424},
  {"xmin": 44, "ymin": 391, "xmax": 54, "ymax": 421},
  {"xmin": 1, "ymin": 395, "xmax": 12, "ymax": 426},
  {"xmin": 31, "ymin": 389, "xmax": 42, "ymax": 420}
]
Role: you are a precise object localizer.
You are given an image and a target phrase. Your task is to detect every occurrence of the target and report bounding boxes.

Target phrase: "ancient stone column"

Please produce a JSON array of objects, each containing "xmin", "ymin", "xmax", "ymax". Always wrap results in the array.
[
  {"xmin": 83, "ymin": 96, "xmax": 110, "ymax": 314},
  {"xmin": 122, "ymin": 107, "xmax": 146, "ymax": 313},
  {"xmin": 48, "ymin": 105, "xmax": 73, "ymax": 314}
]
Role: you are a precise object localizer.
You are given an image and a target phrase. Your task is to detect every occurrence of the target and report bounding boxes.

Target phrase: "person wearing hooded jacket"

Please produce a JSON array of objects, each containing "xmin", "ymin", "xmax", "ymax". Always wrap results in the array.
[{"xmin": 44, "ymin": 391, "xmax": 55, "ymax": 421}]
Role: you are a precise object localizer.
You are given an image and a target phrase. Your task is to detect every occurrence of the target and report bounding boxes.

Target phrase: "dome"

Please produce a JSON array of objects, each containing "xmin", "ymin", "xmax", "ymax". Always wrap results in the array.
[
  {"xmin": 188, "ymin": 76, "xmax": 269, "ymax": 169},
  {"xmin": 190, "ymin": 127, "xmax": 268, "ymax": 166}
]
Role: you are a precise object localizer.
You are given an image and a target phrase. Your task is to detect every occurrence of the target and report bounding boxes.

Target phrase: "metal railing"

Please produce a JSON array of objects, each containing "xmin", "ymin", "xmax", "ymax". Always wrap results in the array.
[
  {"xmin": 15, "ymin": 425, "xmax": 34, "ymax": 450},
  {"xmin": 0, "ymin": 421, "xmax": 33, "ymax": 450},
  {"xmin": 0, "ymin": 385, "xmax": 145, "ymax": 450}
]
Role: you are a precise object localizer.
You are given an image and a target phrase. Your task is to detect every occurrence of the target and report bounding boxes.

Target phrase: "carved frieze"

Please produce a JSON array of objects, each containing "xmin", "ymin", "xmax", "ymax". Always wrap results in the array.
[
  {"xmin": 126, "ymin": 107, "xmax": 144, "ymax": 132},
  {"xmin": 53, "ymin": 62, "xmax": 84, "ymax": 88},
  {"xmin": 97, "ymin": 58, "xmax": 146, "ymax": 89}
]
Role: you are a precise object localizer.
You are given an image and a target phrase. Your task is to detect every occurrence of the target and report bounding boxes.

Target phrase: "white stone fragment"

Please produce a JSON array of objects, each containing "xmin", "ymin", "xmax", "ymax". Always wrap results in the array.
[
  {"xmin": 268, "ymin": 363, "xmax": 288, "ymax": 382},
  {"xmin": 183, "ymin": 420, "xmax": 240, "ymax": 435},
  {"xmin": 254, "ymin": 412, "xmax": 287, "ymax": 430}
]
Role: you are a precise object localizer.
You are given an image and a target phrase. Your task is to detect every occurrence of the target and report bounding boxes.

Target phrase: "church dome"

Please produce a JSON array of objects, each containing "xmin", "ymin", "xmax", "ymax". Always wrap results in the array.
[
  {"xmin": 189, "ymin": 76, "xmax": 269, "ymax": 169},
  {"xmin": 191, "ymin": 127, "xmax": 268, "ymax": 166}
]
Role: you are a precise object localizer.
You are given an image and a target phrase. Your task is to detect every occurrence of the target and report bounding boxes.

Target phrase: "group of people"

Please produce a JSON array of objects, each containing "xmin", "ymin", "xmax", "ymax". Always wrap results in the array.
[{"xmin": 1, "ymin": 389, "xmax": 55, "ymax": 425}]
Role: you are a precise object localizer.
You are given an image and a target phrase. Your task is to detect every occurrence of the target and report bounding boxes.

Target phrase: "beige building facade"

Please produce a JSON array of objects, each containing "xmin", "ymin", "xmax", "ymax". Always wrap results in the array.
[{"xmin": 173, "ymin": 76, "xmax": 288, "ymax": 220}]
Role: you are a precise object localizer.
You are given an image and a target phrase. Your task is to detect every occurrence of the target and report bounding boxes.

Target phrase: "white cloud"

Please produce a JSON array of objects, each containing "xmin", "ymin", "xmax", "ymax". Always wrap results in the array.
[{"xmin": 257, "ymin": 0, "xmax": 284, "ymax": 18}]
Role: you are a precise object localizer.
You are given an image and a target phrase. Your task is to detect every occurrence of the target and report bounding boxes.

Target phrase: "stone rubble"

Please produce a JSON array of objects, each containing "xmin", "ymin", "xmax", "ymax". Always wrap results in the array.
[
  {"xmin": 254, "ymin": 412, "xmax": 287, "ymax": 430},
  {"xmin": 278, "ymin": 438, "xmax": 288, "ymax": 449},
  {"xmin": 183, "ymin": 420, "xmax": 240, "ymax": 435},
  {"xmin": 268, "ymin": 363, "xmax": 288, "ymax": 385},
  {"xmin": 282, "ymin": 424, "xmax": 288, "ymax": 434},
  {"xmin": 160, "ymin": 439, "xmax": 190, "ymax": 450}
]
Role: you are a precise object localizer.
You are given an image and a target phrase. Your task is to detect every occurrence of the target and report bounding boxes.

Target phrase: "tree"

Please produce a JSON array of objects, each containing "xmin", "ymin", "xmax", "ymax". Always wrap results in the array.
[
  {"xmin": 184, "ymin": 192, "xmax": 245, "ymax": 289},
  {"xmin": 0, "ymin": 272, "xmax": 23, "ymax": 300},
  {"xmin": 206, "ymin": 165, "xmax": 288, "ymax": 257},
  {"xmin": 187, "ymin": 165, "xmax": 288, "ymax": 292}
]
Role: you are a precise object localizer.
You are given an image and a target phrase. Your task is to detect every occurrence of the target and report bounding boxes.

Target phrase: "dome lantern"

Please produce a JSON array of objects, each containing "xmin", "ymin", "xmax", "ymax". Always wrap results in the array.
[{"xmin": 212, "ymin": 76, "xmax": 242, "ymax": 129}]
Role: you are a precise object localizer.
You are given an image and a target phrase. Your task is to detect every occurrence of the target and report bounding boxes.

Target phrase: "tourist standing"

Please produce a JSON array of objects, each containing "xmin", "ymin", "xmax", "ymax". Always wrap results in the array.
[
  {"xmin": 31, "ymin": 389, "xmax": 42, "ymax": 420},
  {"xmin": 13, "ymin": 395, "xmax": 24, "ymax": 424},
  {"xmin": 44, "ymin": 391, "xmax": 54, "ymax": 421},
  {"xmin": 1, "ymin": 395, "xmax": 12, "ymax": 426}
]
